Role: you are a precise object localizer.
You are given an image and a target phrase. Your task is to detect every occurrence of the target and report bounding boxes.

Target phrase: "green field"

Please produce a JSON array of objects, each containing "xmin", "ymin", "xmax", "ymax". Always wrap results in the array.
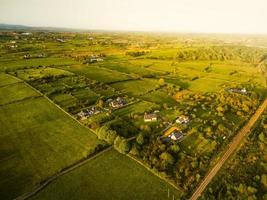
[
  {"xmin": 0, "ymin": 82, "xmax": 40, "ymax": 105},
  {"xmin": 113, "ymin": 101, "xmax": 159, "ymax": 117},
  {"xmin": 59, "ymin": 64, "xmax": 134, "ymax": 83},
  {"xmin": 16, "ymin": 67, "xmax": 74, "ymax": 81},
  {"xmin": 0, "ymin": 73, "xmax": 21, "ymax": 86},
  {"xmin": 30, "ymin": 149, "xmax": 182, "ymax": 200},
  {"xmin": 0, "ymin": 78, "xmax": 105, "ymax": 199},
  {"xmin": 179, "ymin": 132, "xmax": 217, "ymax": 156},
  {"xmin": 0, "ymin": 57, "xmax": 78, "ymax": 72},
  {"xmin": 110, "ymin": 78, "xmax": 159, "ymax": 96}
]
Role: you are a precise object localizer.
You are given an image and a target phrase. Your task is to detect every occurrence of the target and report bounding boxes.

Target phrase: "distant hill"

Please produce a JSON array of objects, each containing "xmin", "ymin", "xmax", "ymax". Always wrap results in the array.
[
  {"xmin": 0, "ymin": 23, "xmax": 31, "ymax": 30},
  {"xmin": 0, "ymin": 23, "xmax": 88, "ymax": 32}
]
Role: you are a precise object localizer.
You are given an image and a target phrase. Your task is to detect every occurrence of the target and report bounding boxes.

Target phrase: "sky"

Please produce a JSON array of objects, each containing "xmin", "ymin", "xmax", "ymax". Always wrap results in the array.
[{"xmin": 0, "ymin": 0, "xmax": 267, "ymax": 34}]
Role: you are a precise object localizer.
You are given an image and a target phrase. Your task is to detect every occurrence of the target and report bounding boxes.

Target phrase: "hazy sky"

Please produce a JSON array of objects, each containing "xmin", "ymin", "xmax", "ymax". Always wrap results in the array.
[{"xmin": 0, "ymin": 0, "xmax": 266, "ymax": 34}]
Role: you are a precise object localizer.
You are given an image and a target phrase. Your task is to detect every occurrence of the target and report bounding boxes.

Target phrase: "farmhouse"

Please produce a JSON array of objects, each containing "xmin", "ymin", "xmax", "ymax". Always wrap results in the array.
[
  {"xmin": 109, "ymin": 97, "xmax": 127, "ymax": 108},
  {"xmin": 162, "ymin": 126, "xmax": 184, "ymax": 142},
  {"xmin": 37, "ymin": 53, "xmax": 45, "ymax": 58},
  {"xmin": 77, "ymin": 107, "xmax": 101, "ymax": 120},
  {"xmin": 176, "ymin": 115, "xmax": 190, "ymax": 124},
  {"xmin": 56, "ymin": 38, "xmax": 65, "ymax": 43},
  {"xmin": 21, "ymin": 32, "xmax": 32, "ymax": 36},
  {"xmin": 144, "ymin": 113, "xmax": 157, "ymax": 122},
  {"xmin": 23, "ymin": 54, "xmax": 31, "ymax": 59},
  {"xmin": 9, "ymin": 45, "xmax": 18, "ymax": 48},
  {"xmin": 227, "ymin": 88, "xmax": 247, "ymax": 95},
  {"xmin": 77, "ymin": 110, "xmax": 88, "ymax": 120},
  {"xmin": 89, "ymin": 58, "xmax": 103, "ymax": 63},
  {"xmin": 88, "ymin": 55, "xmax": 104, "ymax": 63}
]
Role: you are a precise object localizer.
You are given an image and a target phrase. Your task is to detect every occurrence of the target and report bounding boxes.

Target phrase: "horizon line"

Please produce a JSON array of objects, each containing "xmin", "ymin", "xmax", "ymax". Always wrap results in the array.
[{"xmin": 1, "ymin": 22, "xmax": 267, "ymax": 36}]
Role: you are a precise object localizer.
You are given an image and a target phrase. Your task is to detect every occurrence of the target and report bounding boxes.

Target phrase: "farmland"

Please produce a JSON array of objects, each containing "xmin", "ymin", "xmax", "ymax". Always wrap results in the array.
[
  {"xmin": 30, "ymin": 149, "xmax": 182, "ymax": 200},
  {"xmin": 0, "ymin": 30, "xmax": 266, "ymax": 200},
  {"xmin": 0, "ymin": 74, "xmax": 105, "ymax": 199}
]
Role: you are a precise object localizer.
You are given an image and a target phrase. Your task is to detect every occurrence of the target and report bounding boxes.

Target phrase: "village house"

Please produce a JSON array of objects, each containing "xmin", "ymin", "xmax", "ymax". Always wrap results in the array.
[
  {"xmin": 9, "ymin": 44, "xmax": 18, "ymax": 48},
  {"xmin": 88, "ymin": 55, "xmax": 104, "ymax": 63},
  {"xmin": 77, "ymin": 107, "xmax": 101, "ymax": 120},
  {"xmin": 162, "ymin": 126, "xmax": 184, "ymax": 142},
  {"xmin": 227, "ymin": 88, "xmax": 247, "ymax": 95},
  {"xmin": 144, "ymin": 113, "xmax": 158, "ymax": 122},
  {"xmin": 176, "ymin": 115, "xmax": 190, "ymax": 124},
  {"xmin": 56, "ymin": 38, "xmax": 65, "ymax": 43},
  {"xmin": 77, "ymin": 110, "xmax": 88, "ymax": 120},
  {"xmin": 21, "ymin": 32, "xmax": 32, "ymax": 36},
  {"xmin": 37, "ymin": 53, "xmax": 45, "ymax": 58},
  {"xmin": 109, "ymin": 97, "xmax": 127, "ymax": 108},
  {"xmin": 23, "ymin": 54, "xmax": 31, "ymax": 59}
]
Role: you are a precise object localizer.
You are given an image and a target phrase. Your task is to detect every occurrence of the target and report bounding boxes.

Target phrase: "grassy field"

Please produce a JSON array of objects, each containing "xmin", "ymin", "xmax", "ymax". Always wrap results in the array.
[
  {"xmin": 0, "ymin": 82, "xmax": 40, "ymax": 105},
  {"xmin": 0, "ymin": 78, "xmax": 105, "ymax": 200},
  {"xmin": 179, "ymin": 132, "xmax": 217, "ymax": 156},
  {"xmin": 59, "ymin": 64, "xmax": 134, "ymax": 83},
  {"xmin": 0, "ymin": 57, "xmax": 78, "ymax": 72},
  {"xmin": 0, "ymin": 73, "xmax": 21, "ymax": 87},
  {"xmin": 30, "ymin": 149, "xmax": 182, "ymax": 200},
  {"xmin": 16, "ymin": 67, "xmax": 74, "ymax": 81},
  {"xmin": 110, "ymin": 78, "xmax": 159, "ymax": 96},
  {"xmin": 112, "ymin": 101, "xmax": 159, "ymax": 117}
]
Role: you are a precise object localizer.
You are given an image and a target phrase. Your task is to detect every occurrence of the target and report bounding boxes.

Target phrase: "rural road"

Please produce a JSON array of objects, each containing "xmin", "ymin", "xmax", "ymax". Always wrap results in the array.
[{"xmin": 190, "ymin": 98, "xmax": 267, "ymax": 200}]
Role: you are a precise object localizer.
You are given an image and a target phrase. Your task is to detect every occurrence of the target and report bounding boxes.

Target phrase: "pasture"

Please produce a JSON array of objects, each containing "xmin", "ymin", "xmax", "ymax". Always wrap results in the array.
[{"xmin": 30, "ymin": 149, "xmax": 182, "ymax": 200}]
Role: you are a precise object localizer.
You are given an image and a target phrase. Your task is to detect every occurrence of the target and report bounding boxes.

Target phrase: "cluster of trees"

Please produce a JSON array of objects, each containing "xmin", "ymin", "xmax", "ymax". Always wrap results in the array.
[
  {"xmin": 108, "ymin": 118, "xmax": 138, "ymax": 138},
  {"xmin": 126, "ymin": 51, "xmax": 149, "ymax": 57},
  {"xmin": 129, "ymin": 132, "xmax": 211, "ymax": 194},
  {"xmin": 203, "ymin": 113, "xmax": 267, "ymax": 200},
  {"xmin": 96, "ymin": 123, "xmax": 131, "ymax": 154},
  {"xmin": 174, "ymin": 46, "xmax": 265, "ymax": 63}
]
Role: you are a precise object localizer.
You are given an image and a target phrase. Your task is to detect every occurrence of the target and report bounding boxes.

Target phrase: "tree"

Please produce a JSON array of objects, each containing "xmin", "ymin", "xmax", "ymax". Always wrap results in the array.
[
  {"xmin": 170, "ymin": 144, "xmax": 180, "ymax": 153},
  {"xmin": 160, "ymin": 152, "xmax": 175, "ymax": 165},
  {"xmin": 158, "ymin": 78, "xmax": 165, "ymax": 86},
  {"xmin": 106, "ymin": 130, "xmax": 117, "ymax": 144},
  {"xmin": 261, "ymin": 174, "xmax": 267, "ymax": 188},
  {"xmin": 136, "ymin": 134, "xmax": 145, "ymax": 145},
  {"xmin": 119, "ymin": 139, "xmax": 131, "ymax": 154},
  {"xmin": 97, "ymin": 99, "xmax": 104, "ymax": 108},
  {"xmin": 114, "ymin": 136, "xmax": 131, "ymax": 154}
]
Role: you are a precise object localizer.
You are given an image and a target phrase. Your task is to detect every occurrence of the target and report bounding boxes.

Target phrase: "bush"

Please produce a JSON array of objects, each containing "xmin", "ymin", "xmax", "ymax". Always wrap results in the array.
[
  {"xmin": 114, "ymin": 136, "xmax": 131, "ymax": 154},
  {"xmin": 97, "ymin": 125, "xmax": 118, "ymax": 144}
]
